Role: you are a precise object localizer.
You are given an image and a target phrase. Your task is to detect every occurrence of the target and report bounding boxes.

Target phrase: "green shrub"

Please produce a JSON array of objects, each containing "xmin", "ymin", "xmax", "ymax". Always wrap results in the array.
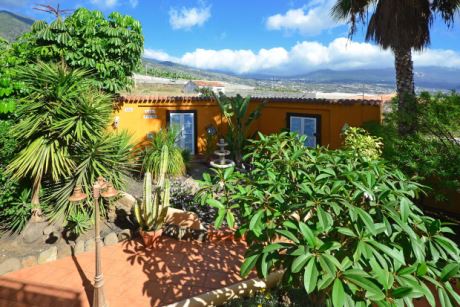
[
  {"xmin": 0, "ymin": 189, "xmax": 32, "ymax": 233},
  {"xmin": 342, "ymin": 125, "xmax": 383, "ymax": 160},
  {"xmin": 142, "ymin": 128, "xmax": 187, "ymax": 178},
  {"xmin": 65, "ymin": 210, "xmax": 92, "ymax": 237},
  {"xmin": 365, "ymin": 92, "xmax": 460, "ymax": 200},
  {"xmin": 17, "ymin": 8, "xmax": 143, "ymax": 93},
  {"xmin": 213, "ymin": 93, "xmax": 264, "ymax": 167},
  {"xmin": 199, "ymin": 132, "xmax": 460, "ymax": 306}
]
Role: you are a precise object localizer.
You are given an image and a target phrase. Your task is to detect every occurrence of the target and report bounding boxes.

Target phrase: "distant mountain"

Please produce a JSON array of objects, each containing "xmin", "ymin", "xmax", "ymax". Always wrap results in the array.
[
  {"xmin": 141, "ymin": 58, "xmax": 258, "ymax": 86},
  {"xmin": 284, "ymin": 67, "xmax": 460, "ymax": 91},
  {"xmin": 141, "ymin": 58, "xmax": 460, "ymax": 92},
  {"xmin": 0, "ymin": 10, "xmax": 34, "ymax": 41}
]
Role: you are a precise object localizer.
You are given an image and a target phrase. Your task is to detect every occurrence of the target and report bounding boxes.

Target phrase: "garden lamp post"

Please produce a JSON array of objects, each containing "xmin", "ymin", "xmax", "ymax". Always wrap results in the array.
[{"xmin": 68, "ymin": 177, "xmax": 118, "ymax": 307}]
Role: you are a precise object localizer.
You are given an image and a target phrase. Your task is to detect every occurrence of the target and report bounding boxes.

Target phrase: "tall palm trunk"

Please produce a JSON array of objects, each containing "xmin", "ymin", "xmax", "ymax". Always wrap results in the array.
[{"xmin": 394, "ymin": 47, "xmax": 417, "ymax": 135}]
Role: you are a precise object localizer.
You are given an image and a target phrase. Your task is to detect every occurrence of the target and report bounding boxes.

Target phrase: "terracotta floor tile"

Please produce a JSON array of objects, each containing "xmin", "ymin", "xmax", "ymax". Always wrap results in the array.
[{"xmin": 2, "ymin": 238, "xmax": 251, "ymax": 307}]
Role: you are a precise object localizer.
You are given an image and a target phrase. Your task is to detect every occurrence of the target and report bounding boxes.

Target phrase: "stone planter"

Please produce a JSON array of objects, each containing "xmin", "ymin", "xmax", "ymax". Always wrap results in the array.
[{"xmin": 139, "ymin": 229, "xmax": 163, "ymax": 247}]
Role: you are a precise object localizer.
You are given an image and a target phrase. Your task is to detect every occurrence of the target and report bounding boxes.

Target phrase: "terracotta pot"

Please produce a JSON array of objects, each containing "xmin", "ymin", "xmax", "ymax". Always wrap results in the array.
[{"xmin": 139, "ymin": 229, "xmax": 163, "ymax": 247}]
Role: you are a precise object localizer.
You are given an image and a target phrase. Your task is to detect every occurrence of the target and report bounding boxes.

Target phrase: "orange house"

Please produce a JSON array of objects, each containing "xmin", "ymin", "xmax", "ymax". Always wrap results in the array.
[{"xmin": 113, "ymin": 96, "xmax": 383, "ymax": 154}]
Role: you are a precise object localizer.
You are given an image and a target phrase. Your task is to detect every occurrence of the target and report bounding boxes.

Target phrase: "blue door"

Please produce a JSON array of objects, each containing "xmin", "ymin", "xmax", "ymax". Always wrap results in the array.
[{"xmin": 169, "ymin": 112, "xmax": 196, "ymax": 154}]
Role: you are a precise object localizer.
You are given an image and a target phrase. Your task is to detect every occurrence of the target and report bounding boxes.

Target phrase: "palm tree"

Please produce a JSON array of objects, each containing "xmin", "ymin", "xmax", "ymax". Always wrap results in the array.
[
  {"xmin": 331, "ymin": 0, "xmax": 460, "ymax": 135},
  {"xmin": 7, "ymin": 62, "xmax": 110, "ymax": 221}
]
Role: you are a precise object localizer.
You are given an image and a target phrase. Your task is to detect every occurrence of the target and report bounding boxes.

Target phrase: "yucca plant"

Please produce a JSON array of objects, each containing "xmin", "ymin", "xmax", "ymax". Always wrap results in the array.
[
  {"xmin": 142, "ymin": 127, "xmax": 186, "ymax": 178},
  {"xmin": 7, "ymin": 62, "xmax": 100, "ymax": 220},
  {"xmin": 135, "ymin": 145, "xmax": 171, "ymax": 232},
  {"xmin": 6, "ymin": 62, "xmax": 135, "ymax": 231},
  {"xmin": 47, "ymin": 131, "xmax": 134, "ymax": 225}
]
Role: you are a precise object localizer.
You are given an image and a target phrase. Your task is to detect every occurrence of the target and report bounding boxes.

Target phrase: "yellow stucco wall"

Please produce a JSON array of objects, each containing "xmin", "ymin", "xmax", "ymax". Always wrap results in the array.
[{"xmin": 112, "ymin": 96, "xmax": 382, "ymax": 153}]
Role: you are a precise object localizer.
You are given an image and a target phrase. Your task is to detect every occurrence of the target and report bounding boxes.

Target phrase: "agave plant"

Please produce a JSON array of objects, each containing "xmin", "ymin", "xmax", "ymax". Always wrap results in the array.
[
  {"xmin": 135, "ymin": 145, "xmax": 171, "ymax": 231},
  {"xmin": 142, "ymin": 127, "xmax": 186, "ymax": 178}
]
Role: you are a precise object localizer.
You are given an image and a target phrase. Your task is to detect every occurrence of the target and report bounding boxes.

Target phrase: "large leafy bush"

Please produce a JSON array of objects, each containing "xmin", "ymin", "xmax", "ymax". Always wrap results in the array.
[
  {"xmin": 199, "ymin": 132, "xmax": 460, "ymax": 306},
  {"xmin": 18, "ymin": 8, "xmax": 143, "ymax": 93},
  {"xmin": 366, "ymin": 92, "xmax": 460, "ymax": 201}
]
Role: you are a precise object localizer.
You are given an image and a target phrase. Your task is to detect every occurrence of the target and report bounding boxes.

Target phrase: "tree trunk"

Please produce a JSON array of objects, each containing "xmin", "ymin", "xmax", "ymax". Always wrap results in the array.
[
  {"xmin": 31, "ymin": 178, "xmax": 43, "ymax": 222},
  {"xmin": 394, "ymin": 47, "xmax": 417, "ymax": 135}
]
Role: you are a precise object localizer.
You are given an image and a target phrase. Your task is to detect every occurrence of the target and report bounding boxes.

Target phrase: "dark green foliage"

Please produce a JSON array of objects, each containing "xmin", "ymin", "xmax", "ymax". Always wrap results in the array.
[
  {"xmin": 0, "ymin": 39, "xmax": 26, "ymax": 114},
  {"xmin": 365, "ymin": 92, "xmax": 460, "ymax": 200},
  {"xmin": 19, "ymin": 8, "xmax": 143, "ymax": 93},
  {"xmin": 0, "ymin": 119, "xmax": 17, "ymax": 163},
  {"xmin": 0, "ymin": 189, "xmax": 32, "ymax": 233},
  {"xmin": 200, "ymin": 131, "xmax": 460, "ymax": 306},
  {"xmin": 223, "ymin": 287, "xmax": 312, "ymax": 307},
  {"xmin": 0, "ymin": 119, "xmax": 28, "ymax": 233}
]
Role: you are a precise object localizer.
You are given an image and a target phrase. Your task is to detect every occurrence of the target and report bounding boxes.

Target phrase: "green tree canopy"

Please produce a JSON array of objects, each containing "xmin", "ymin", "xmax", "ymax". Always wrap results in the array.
[{"xmin": 19, "ymin": 8, "xmax": 144, "ymax": 93}]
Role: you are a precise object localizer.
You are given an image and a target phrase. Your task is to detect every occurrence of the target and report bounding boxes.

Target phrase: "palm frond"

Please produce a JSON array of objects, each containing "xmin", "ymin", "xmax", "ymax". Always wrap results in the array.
[{"xmin": 142, "ymin": 128, "xmax": 186, "ymax": 178}]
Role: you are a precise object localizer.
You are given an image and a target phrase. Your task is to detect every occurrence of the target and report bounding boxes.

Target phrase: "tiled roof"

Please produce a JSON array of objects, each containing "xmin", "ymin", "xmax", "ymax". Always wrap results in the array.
[{"xmin": 118, "ymin": 95, "xmax": 383, "ymax": 106}]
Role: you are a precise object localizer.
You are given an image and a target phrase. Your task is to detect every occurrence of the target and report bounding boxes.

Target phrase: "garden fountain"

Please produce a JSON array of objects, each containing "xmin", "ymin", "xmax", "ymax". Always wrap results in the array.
[{"xmin": 210, "ymin": 139, "xmax": 235, "ymax": 169}]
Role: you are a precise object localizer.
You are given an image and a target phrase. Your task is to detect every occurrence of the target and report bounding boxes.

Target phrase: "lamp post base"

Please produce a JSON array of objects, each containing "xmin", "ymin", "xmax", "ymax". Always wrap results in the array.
[{"xmin": 93, "ymin": 273, "xmax": 108, "ymax": 307}]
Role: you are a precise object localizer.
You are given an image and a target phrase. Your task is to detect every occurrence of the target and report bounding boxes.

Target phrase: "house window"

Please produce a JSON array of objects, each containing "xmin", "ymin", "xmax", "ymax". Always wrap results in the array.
[
  {"xmin": 287, "ymin": 113, "xmax": 321, "ymax": 147},
  {"xmin": 167, "ymin": 111, "xmax": 197, "ymax": 155}
]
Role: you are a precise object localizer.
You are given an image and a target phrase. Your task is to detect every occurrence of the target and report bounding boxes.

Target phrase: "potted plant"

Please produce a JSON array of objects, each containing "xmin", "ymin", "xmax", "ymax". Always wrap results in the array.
[{"xmin": 134, "ymin": 145, "xmax": 171, "ymax": 246}]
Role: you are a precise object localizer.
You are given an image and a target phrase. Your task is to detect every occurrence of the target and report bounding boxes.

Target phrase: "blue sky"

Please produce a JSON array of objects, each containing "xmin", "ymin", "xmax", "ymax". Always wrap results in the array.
[{"xmin": 2, "ymin": 0, "xmax": 460, "ymax": 75}]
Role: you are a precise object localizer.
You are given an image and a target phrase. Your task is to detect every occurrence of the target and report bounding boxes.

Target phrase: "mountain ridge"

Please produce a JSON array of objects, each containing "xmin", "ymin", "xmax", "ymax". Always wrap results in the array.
[
  {"xmin": 0, "ymin": 10, "xmax": 34, "ymax": 41},
  {"xmin": 142, "ymin": 58, "xmax": 460, "ymax": 92}
]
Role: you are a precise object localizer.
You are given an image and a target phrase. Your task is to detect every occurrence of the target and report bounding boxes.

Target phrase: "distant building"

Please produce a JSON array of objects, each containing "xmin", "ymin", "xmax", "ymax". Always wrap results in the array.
[{"xmin": 183, "ymin": 80, "xmax": 225, "ymax": 95}]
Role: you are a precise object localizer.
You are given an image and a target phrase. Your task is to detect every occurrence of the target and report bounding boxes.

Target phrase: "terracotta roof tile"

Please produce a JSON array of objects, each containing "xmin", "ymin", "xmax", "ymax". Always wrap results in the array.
[{"xmin": 118, "ymin": 95, "xmax": 383, "ymax": 106}]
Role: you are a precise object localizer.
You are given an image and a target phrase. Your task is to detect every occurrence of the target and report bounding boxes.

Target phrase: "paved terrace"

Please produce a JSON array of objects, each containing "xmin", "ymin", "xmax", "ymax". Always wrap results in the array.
[{"xmin": 0, "ymin": 237, "xmax": 250, "ymax": 307}]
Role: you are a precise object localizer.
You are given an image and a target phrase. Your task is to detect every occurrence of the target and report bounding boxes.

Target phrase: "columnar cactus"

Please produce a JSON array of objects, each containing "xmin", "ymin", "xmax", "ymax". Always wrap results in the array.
[{"xmin": 135, "ymin": 145, "xmax": 170, "ymax": 231}]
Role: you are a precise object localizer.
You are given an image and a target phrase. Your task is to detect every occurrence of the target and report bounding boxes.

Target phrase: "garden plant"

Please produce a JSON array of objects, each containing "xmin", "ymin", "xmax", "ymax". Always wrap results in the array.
[
  {"xmin": 365, "ymin": 92, "xmax": 460, "ymax": 202},
  {"xmin": 18, "ymin": 8, "xmax": 144, "ymax": 93},
  {"xmin": 135, "ymin": 145, "xmax": 171, "ymax": 245},
  {"xmin": 212, "ymin": 93, "xmax": 265, "ymax": 167},
  {"xmin": 198, "ymin": 130, "xmax": 460, "ymax": 306},
  {"xmin": 142, "ymin": 127, "xmax": 188, "ymax": 178},
  {"xmin": 6, "ymin": 62, "xmax": 134, "ymax": 233}
]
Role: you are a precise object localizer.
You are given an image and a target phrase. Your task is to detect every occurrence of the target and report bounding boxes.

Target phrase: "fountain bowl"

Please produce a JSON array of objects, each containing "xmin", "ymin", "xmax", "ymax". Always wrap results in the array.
[{"xmin": 210, "ymin": 159, "xmax": 235, "ymax": 169}]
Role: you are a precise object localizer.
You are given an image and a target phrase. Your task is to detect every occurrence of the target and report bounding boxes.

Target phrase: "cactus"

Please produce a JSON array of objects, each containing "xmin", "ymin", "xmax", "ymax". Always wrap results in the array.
[{"xmin": 134, "ymin": 145, "xmax": 170, "ymax": 231}]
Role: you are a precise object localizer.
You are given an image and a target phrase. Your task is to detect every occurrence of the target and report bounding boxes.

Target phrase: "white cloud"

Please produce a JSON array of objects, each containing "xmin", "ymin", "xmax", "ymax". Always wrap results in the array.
[
  {"xmin": 90, "ymin": 0, "xmax": 118, "ymax": 7},
  {"xmin": 169, "ymin": 6, "xmax": 211, "ymax": 30},
  {"xmin": 144, "ymin": 38, "xmax": 460, "ymax": 75},
  {"xmin": 266, "ymin": 0, "xmax": 344, "ymax": 35},
  {"xmin": 143, "ymin": 49, "xmax": 177, "ymax": 62},
  {"xmin": 88, "ymin": 0, "xmax": 137, "ymax": 8},
  {"xmin": 0, "ymin": 0, "xmax": 28, "ymax": 8}
]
